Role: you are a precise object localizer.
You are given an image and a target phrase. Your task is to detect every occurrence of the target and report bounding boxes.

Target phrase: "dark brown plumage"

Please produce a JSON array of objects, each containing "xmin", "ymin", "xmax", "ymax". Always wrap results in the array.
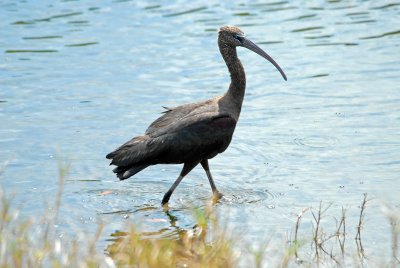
[{"xmin": 106, "ymin": 25, "xmax": 287, "ymax": 205}]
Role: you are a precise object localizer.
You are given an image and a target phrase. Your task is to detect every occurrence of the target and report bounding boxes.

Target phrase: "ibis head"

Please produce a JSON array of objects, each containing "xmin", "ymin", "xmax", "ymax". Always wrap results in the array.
[{"xmin": 218, "ymin": 26, "xmax": 287, "ymax": 81}]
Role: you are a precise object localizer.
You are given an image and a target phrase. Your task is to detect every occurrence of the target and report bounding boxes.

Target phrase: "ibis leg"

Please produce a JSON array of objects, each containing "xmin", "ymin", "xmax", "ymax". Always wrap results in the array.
[
  {"xmin": 162, "ymin": 161, "xmax": 199, "ymax": 205},
  {"xmin": 200, "ymin": 159, "xmax": 223, "ymax": 199}
]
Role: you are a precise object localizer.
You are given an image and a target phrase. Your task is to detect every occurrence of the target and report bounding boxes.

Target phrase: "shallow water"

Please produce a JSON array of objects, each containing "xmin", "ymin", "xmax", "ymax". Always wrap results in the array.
[{"xmin": 1, "ymin": 0, "xmax": 399, "ymax": 264}]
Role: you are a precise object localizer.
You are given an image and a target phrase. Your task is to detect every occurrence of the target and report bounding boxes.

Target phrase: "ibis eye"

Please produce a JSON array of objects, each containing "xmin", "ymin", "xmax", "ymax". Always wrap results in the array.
[{"xmin": 234, "ymin": 34, "xmax": 244, "ymax": 42}]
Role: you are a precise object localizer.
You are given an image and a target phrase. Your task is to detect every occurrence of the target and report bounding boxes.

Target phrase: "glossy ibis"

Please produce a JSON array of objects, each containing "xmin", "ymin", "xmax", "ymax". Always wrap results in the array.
[{"xmin": 106, "ymin": 26, "xmax": 287, "ymax": 205}]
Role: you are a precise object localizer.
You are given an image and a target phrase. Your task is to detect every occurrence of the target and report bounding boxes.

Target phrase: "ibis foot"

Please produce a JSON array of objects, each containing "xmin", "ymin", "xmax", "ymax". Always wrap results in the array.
[{"xmin": 212, "ymin": 191, "xmax": 224, "ymax": 203}]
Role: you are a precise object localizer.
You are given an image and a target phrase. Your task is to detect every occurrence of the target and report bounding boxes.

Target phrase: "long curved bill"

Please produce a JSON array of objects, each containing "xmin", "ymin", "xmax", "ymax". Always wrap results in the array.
[{"xmin": 242, "ymin": 38, "xmax": 287, "ymax": 81}]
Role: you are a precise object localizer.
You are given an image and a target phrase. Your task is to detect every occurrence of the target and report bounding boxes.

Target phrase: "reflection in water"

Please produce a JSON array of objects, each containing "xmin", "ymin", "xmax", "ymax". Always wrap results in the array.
[
  {"xmin": 105, "ymin": 206, "xmax": 235, "ymax": 267},
  {"xmin": 108, "ymin": 207, "xmax": 198, "ymax": 244}
]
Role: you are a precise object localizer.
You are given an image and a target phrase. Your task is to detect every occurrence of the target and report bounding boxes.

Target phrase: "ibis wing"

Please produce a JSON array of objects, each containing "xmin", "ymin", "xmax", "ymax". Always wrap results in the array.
[
  {"xmin": 108, "ymin": 102, "xmax": 237, "ymax": 166},
  {"xmin": 107, "ymin": 102, "xmax": 203, "ymax": 166},
  {"xmin": 106, "ymin": 135, "xmax": 152, "ymax": 166},
  {"xmin": 145, "ymin": 99, "xmax": 215, "ymax": 136},
  {"xmin": 145, "ymin": 112, "xmax": 237, "ymax": 163}
]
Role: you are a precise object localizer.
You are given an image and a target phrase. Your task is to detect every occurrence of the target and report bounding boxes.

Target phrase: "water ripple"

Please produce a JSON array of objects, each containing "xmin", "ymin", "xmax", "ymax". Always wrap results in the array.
[
  {"xmin": 293, "ymin": 136, "xmax": 339, "ymax": 149},
  {"xmin": 371, "ymin": 3, "xmax": 400, "ymax": 9},
  {"xmin": 360, "ymin": 30, "xmax": 400, "ymax": 40},
  {"xmin": 221, "ymin": 187, "xmax": 278, "ymax": 205},
  {"xmin": 163, "ymin": 7, "xmax": 207, "ymax": 17},
  {"xmin": 291, "ymin": 26, "xmax": 324, "ymax": 32},
  {"xmin": 5, "ymin": 49, "xmax": 58, "ymax": 53},
  {"xmin": 144, "ymin": 5, "xmax": 161, "ymax": 10},
  {"xmin": 286, "ymin": 14, "xmax": 317, "ymax": 21},
  {"xmin": 22, "ymin": 36, "xmax": 63, "ymax": 40},
  {"xmin": 12, "ymin": 11, "xmax": 83, "ymax": 24},
  {"xmin": 307, "ymin": 42, "xmax": 358, "ymax": 46},
  {"xmin": 65, "ymin": 42, "xmax": 99, "ymax": 47}
]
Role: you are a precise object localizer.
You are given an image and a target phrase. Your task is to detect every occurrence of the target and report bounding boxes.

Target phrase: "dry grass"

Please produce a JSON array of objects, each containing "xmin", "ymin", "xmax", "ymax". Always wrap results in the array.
[
  {"xmin": 0, "ymin": 161, "xmax": 399, "ymax": 267},
  {"xmin": 0, "ymin": 159, "xmax": 111, "ymax": 268},
  {"xmin": 107, "ymin": 208, "xmax": 236, "ymax": 268}
]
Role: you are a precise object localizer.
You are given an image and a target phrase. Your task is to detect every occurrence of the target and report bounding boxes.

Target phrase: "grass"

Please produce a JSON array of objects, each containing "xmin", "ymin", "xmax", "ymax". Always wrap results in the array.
[
  {"xmin": 107, "ymin": 208, "xmax": 236, "ymax": 267},
  {"xmin": 0, "ymin": 161, "xmax": 399, "ymax": 267}
]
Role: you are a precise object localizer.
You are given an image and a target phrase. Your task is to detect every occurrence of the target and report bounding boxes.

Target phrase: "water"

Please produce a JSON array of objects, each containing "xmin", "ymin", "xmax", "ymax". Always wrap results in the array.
[{"xmin": 1, "ymin": 0, "xmax": 399, "ymax": 264}]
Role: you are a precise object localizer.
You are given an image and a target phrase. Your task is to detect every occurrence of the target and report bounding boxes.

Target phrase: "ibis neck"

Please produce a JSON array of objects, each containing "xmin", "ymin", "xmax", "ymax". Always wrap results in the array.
[{"xmin": 220, "ymin": 46, "xmax": 246, "ymax": 117}]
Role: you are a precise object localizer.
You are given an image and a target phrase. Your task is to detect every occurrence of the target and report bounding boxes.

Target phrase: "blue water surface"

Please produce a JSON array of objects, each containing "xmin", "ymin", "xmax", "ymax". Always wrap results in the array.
[{"xmin": 1, "ymin": 0, "xmax": 399, "ymax": 264}]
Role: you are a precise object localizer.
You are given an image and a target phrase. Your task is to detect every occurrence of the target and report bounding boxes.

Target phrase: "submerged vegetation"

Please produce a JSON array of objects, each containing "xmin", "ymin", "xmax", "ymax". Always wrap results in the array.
[{"xmin": 0, "ymin": 162, "xmax": 399, "ymax": 268}]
